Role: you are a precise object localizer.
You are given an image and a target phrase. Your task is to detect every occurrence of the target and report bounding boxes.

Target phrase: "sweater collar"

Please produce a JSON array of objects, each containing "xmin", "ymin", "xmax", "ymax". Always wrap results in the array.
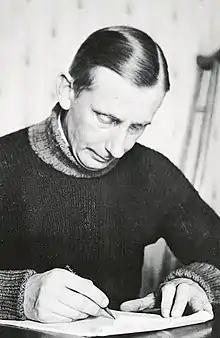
[{"xmin": 28, "ymin": 105, "xmax": 118, "ymax": 178}]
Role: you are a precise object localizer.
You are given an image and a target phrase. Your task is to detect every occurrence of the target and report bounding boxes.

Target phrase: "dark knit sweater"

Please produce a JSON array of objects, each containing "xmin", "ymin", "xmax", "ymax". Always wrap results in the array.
[{"xmin": 1, "ymin": 108, "xmax": 220, "ymax": 320}]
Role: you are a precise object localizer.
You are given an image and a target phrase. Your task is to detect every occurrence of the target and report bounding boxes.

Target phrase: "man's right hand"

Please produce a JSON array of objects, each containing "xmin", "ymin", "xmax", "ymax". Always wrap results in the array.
[{"xmin": 23, "ymin": 268, "xmax": 109, "ymax": 323}]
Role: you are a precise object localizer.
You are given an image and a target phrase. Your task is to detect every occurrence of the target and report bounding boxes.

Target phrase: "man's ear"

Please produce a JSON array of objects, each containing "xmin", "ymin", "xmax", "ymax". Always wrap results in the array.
[{"xmin": 56, "ymin": 73, "xmax": 75, "ymax": 110}]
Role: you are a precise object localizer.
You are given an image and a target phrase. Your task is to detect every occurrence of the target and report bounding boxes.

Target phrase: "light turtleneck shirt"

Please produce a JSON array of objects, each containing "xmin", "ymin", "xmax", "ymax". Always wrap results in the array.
[{"xmin": 57, "ymin": 113, "xmax": 69, "ymax": 147}]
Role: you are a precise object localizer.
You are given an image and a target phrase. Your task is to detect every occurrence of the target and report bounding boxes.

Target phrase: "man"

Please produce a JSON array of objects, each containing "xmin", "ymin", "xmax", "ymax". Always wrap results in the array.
[{"xmin": 0, "ymin": 25, "xmax": 220, "ymax": 323}]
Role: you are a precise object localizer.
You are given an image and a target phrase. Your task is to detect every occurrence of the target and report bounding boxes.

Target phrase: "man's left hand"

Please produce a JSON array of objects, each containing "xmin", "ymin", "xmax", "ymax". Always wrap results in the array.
[{"xmin": 120, "ymin": 278, "xmax": 213, "ymax": 318}]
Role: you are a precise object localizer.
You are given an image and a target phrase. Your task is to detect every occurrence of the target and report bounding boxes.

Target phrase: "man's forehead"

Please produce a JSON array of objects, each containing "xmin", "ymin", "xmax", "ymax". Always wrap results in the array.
[
  {"xmin": 91, "ymin": 67, "xmax": 165, "ymax": 106},
  {"xmin": 86, "ymin": 67, "xmax": 165, "ymax": 124}
]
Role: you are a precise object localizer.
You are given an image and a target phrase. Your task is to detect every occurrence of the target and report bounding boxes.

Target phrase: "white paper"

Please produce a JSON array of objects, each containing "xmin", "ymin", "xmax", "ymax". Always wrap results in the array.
[{"xmin": 0, "ymin": 310, "xmax": 213, "ymax": 337}]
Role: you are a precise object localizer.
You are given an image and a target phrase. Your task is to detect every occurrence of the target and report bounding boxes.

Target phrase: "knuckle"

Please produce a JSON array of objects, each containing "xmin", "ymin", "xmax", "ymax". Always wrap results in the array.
[
  {"xmin": 177, "ymin": 285, "xmax": 189, "ymax": 298},
  {"xmin": 50, "ymin": 268, "xmax": 63, "ymax": 279},
  {"xmin": 161, "ymin": 283, "xmax": 176, "ymax": 298},
  {"xmin": 87, "ymin": 279, "xmax": 94, "ymax": 285},
  {"xmin": 179, "ymin": 282, "xmax": 190, "ymax": 289},
  {"xmin": 47, "ymin": 268, "xmax": 63, "ymax": 280},
  {"xmin": 52, "ymin": 268, "xmax": 63, "ymax": 274},
  {"xmin": 82, "ymin": 278, "xmax": 94, "ymax": 290},
  {"xmin": 74, "ymin": 277, "xmax": 94, "ymax": 293},
  {"xmin": 162, "ymin": 283, "xmax": 174, "ymax": 291},
  {"xmin": 43, "ymin": 269, "xmax": 65, "ymax": 287}
]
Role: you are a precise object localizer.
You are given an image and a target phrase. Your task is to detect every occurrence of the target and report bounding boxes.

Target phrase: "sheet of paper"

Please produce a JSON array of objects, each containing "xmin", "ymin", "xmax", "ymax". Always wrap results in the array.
[{"xmin": 0, "ymin": 310, "xmax": 213, "ymax": 337}]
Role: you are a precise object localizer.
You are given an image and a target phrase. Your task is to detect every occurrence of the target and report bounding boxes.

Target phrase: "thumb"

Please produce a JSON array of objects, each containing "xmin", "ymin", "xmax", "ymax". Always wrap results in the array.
[
  {"xmin": 190, "ymin": 298, "xmax": 213, "ymax": 316},
  {"xmin": 190, "ymin": 298, "xmax": 206, "ymax": 313},
  {"xmin": 120, "ymin": 293, "xmax": 156, "ymax": 312}
]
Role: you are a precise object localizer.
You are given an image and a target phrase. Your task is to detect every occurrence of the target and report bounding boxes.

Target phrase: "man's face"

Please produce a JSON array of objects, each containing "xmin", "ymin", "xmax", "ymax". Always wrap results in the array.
[{"xmin": 63, "ymin": 67, "xmax": 165, "ymax": 171}]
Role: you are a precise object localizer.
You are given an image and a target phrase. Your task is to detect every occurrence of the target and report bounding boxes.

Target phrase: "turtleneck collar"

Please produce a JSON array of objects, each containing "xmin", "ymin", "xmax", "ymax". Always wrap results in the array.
[{"xmin": 28, "ymin": 104, "xmax": 119, "ymax": 178}]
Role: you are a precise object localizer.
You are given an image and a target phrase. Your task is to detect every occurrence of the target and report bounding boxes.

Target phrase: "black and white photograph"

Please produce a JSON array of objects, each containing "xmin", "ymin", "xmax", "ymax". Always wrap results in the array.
[{"xmin": 0, "ymin": 1, "xmax": 220, "ymax": 337}]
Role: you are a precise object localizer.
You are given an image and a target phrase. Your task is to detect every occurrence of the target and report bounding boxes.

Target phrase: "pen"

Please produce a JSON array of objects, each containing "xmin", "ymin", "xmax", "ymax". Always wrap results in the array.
[{"xmin": 65, "ymin": 265, "xmax": 116, "ymax": 320}]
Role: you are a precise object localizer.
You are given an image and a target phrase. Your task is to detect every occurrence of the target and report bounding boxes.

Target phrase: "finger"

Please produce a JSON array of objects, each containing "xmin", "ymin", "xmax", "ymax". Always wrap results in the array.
[
  {"xmin": 60, "ymin": 287, "xmax": 102, "ymax": 317},
  {"xmin": 51, "ymin": 300, "xmax": 88, "ymax": 321},
  {"xmin": 37, "ymin": 311, "xmax": 73, "ymax": 324},
  {"xmin": 49, "ymin": 314, "xmax": 72, "ymax": 323},
  {"xmin": 161, "ymin": 283, "xmax": 176, "ymax": 318},
  {"xmin": 65, "ymin": 272, "xmax": 108, "ymax": 308},
  {"xmin": 120, "ymin": 293, "xmax": 156, "ymax": 312},
  {"xmin": 170, "ymin": 283, "xmax": 190, "ymax": 318}
]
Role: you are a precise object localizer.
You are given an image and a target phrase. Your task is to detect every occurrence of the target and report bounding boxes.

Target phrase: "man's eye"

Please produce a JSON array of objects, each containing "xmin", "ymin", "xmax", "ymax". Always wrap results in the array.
[
  {"xmin": 96, "ymin": 113, "xmax": 113, "ymax": 125},
  {"xmin": 129, "ymin": 124, "xmax": 145, "ymax": 133}
]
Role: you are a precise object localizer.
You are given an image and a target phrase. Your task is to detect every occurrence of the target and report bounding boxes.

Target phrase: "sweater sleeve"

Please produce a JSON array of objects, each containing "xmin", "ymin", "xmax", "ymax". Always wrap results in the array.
[
  {"xmin": 0, "ymin": 269, "xmax": 36, "ymax": 320},
  {"xmin": 155, "ymin": 154, "xmax": 220, "ymax": 306},
  {"xmin": 164, "ymin": 262, "xmax": 220, "ymax": 305},
  {"xmin": 0, "ymin": 137, "xmax": 37, "ymax": 320}
]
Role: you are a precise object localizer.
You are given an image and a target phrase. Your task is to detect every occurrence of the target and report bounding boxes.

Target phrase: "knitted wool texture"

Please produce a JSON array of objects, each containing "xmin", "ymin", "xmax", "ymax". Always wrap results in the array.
[{"xmin": 1, "ymin": 107, "xmax": 220, "ymax": 319}]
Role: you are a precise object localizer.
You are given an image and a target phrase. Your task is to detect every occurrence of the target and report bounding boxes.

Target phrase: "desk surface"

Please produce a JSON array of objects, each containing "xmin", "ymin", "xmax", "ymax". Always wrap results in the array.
[
  {"xmin": 0, "ymin": 310, "xmax": 220, "ymax": 338},
  {"xmin": 0, "ymin": 323, "xmax": 211, "ymax": 338}
]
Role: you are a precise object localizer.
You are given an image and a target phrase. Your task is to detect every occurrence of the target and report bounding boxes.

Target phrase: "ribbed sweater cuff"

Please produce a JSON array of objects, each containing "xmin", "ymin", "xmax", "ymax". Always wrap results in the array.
[
  {"xmin": 0, "ymin": 270, "xmax": 36, "ymax": 320},
  {"xmin": 164, "ymin": 262, "xmax": 220, "ymax": 305}
]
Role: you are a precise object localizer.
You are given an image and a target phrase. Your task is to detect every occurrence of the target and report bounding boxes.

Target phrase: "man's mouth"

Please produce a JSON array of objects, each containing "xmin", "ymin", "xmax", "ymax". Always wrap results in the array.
[{"xmin": 89, "ymin": 148, "xmax": 113, "ymax": 163}]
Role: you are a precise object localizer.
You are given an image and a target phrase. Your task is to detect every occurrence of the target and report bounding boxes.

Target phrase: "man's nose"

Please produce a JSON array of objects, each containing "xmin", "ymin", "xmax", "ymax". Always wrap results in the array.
[{"xmin": 105, "ymin": 127, "xmax": 128, "ymax": 159}]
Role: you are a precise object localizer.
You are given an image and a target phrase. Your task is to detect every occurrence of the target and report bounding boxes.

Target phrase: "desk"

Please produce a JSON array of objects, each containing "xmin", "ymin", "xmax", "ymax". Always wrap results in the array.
[
  {"xmin": 0, "ymin": 321, "xmax": 214, "ymax": 338},
  {"xmin": 0, "ymin": 309, "xmax": 220, "ymax": 338}
]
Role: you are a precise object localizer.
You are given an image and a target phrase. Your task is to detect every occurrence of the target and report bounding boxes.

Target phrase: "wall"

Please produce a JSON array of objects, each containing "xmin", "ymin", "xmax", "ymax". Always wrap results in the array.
[
  {"xmin": 0, "ymin": 0, "xmax": 220, "ymax": 294},
  {"xmin": 0, "ymin": 0, "xmax": 219, "ymax": 165}
]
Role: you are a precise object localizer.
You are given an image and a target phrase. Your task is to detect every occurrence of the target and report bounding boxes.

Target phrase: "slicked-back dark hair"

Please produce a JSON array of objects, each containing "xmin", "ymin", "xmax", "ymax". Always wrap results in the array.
[{"xmin": 69, "ymin": 26, "xmax": 170, "ymax": 96}]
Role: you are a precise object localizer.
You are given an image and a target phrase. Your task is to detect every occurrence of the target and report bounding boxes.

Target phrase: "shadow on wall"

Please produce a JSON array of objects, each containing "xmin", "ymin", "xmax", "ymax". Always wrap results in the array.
[{"xmin": 140, "ymin": 239, "xmax": 180, "ymax": 296}]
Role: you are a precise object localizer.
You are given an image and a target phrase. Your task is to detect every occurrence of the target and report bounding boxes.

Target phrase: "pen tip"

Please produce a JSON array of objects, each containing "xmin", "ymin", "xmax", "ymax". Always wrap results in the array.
[{"xmin": 105, "ymin": 308, "xmax": 116, "ymax": 319}]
